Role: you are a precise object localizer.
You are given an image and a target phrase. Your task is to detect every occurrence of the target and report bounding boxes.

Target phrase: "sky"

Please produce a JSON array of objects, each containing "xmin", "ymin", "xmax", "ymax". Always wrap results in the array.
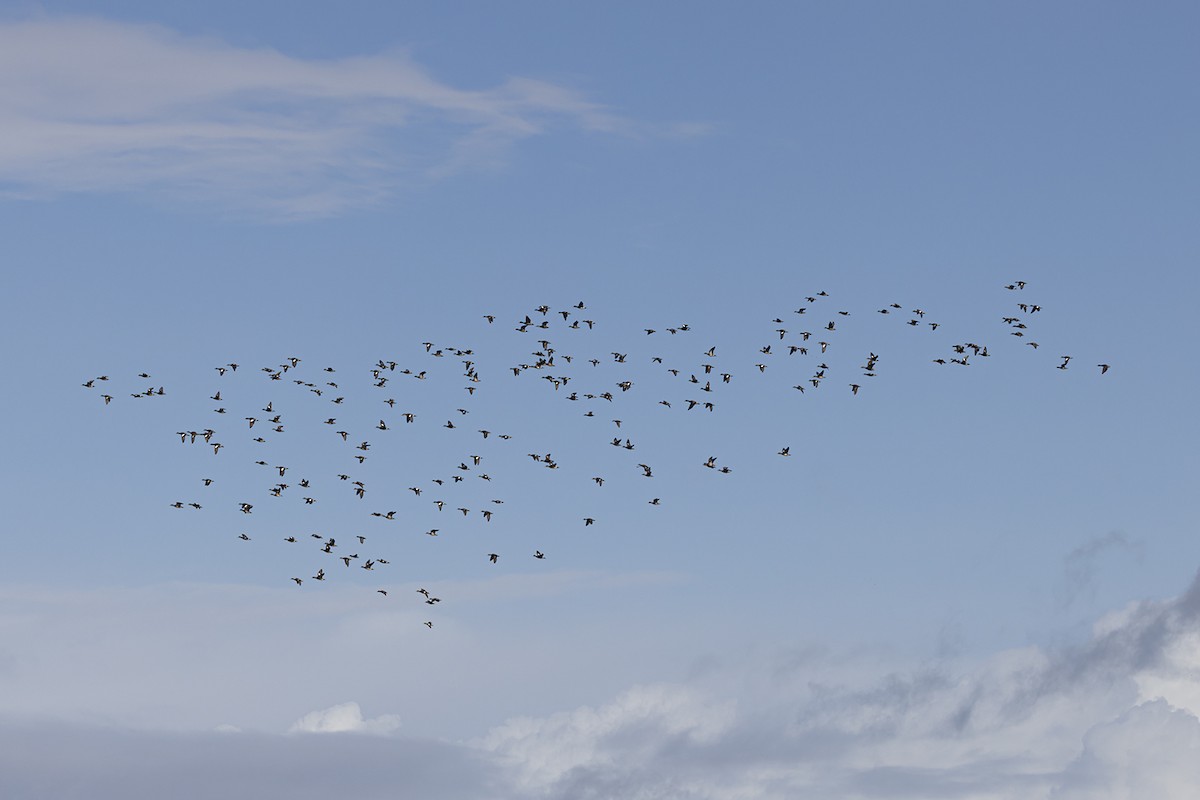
[{"xmin": 1, "ymin": 2, "xmax": 1198, "ymax": 797}]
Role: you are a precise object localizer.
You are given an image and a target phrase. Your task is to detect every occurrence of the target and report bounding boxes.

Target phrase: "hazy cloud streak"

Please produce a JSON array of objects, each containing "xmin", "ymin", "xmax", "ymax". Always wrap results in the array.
[{"xmin": 0, "ymin": 17, "xmax": 637, "ymax": 219}]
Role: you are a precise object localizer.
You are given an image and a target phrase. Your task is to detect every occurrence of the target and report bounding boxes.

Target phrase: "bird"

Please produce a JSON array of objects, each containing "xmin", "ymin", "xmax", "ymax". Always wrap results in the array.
[{"xmin": 79, "ymin": 276, "xmax": 1106, "ymax": 631}]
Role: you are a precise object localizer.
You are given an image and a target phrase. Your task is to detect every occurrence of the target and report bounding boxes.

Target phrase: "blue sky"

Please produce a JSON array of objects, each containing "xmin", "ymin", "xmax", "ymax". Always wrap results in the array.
[{"xmin": 1, "ymin": 3, "xmax": 1199, "ymax": 797}]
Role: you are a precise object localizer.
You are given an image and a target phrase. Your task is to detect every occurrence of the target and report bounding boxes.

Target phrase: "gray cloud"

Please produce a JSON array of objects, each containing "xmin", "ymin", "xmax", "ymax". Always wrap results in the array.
[{"xmin": 0, "ymin": 720, "xmax": 498, "ymax": 800}]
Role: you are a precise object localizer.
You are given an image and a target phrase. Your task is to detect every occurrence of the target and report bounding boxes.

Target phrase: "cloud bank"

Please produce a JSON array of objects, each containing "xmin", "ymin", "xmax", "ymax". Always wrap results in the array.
[
  {"xmin": 0, "ymin": 16, "xmax": 639, "ymax": 219},
  {"xmin": 0, "ymin": 720, "xmax": 496, "ymax": 800},
  {"xmin": 4, "ymin": 571, "xmax": 1200, "ymax": 798},
  {"xmin": 477, "ymin": 569, "xmax": 1200, "ymax": 799}
]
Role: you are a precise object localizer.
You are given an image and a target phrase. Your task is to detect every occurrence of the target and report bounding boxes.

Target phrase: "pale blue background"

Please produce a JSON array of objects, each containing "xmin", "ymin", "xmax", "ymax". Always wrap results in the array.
[{"xmin": 0, "ymin": 3, "xmax": 1196, "ymax": 796}]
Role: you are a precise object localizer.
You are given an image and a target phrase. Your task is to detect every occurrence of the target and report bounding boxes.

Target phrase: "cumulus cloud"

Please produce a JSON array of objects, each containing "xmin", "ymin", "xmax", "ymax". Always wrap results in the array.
[
  {"xmin": 477, "ymin": 569, "xmax": 1200, "ymax": 799},
  {"xmin": 0, "ymin": 16, "xmax": 666, "ymax": 219},
  {"xmin": 4, "ymin": 573, "xmax": 1200, "ymax": 798},
  {"xmin": 289, "ymin": 701, "xmax": 401, "ymax": 735},
  {"xmin": 1051, "ymin": 699, "xmax": 1200, "ymax": 799}
]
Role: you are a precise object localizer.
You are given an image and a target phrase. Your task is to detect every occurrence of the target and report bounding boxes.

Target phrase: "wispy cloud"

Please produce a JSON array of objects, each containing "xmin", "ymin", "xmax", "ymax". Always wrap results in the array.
[
  {"xmin": 1060, "ymin": 531, "xmax": 1144, "ymax": 608},
  {"xmin": 0, "ymin": 574, "xmax": 684, "ymax": 733},
  {"xmin": 0, "ymin": 16, "xmax": 659, "ymax": 220}
]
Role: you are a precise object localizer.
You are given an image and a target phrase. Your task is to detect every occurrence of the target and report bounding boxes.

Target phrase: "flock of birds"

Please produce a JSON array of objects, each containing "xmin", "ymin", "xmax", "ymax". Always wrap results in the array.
[{"xmin": 83, "ymin": 282, "xmax": 1109, "ymax": 628}]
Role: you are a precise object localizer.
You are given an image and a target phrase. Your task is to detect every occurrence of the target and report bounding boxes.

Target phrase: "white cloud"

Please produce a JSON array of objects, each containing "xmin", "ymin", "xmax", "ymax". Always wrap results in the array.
[
  {"xmin": 0, "ymin": 16, "xmax": 652, "ymax": 220},
  {"xmin": 289, "ymin": 701, "xmax": 400, "ymax": 735},
  {"xmin": 476, "ymin": 569, "xmax": 1200, "ymax": 799},
  {"xmin": 480, "ymin": 684, "xmax": 735, "ymax": 793},
  {"xmin": 4, "ymin": 572, "xmax": 1200, "ymax": 797},
  {"xmin": 1051, "ymin": 699, "xmax": 1200, "ymax": 799}
]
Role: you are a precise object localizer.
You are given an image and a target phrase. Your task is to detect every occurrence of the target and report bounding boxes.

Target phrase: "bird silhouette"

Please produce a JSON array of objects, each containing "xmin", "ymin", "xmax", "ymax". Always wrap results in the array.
[{"xmin": 79, "ymin": 280, "xmax": 1108, "ymax": 622}]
